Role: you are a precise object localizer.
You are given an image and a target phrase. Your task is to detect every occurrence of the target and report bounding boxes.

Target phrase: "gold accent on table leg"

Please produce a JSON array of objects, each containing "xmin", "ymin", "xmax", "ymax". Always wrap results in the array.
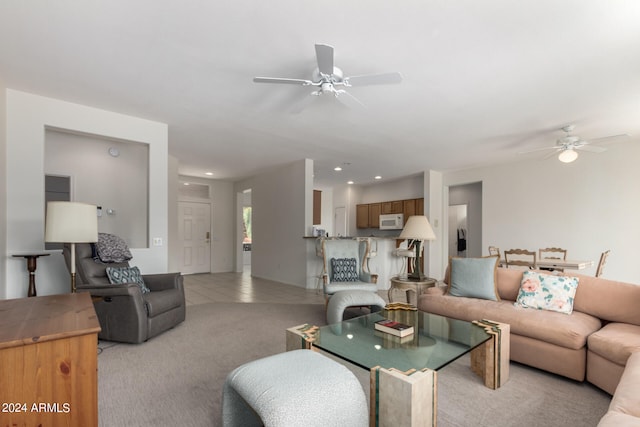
[{"xmin": 285, "ymin": 324, "xmax": 319, "ymax": 351}]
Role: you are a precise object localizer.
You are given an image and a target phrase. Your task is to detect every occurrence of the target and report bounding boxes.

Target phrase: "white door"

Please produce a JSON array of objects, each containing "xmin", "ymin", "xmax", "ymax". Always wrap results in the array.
[
  {"xmin": 178, "ymin": 201, "xmax": 211, "ymax": 274},
  {"xmin": 334, "ymin": 206, "xmax": 346, "ymax": 237}
]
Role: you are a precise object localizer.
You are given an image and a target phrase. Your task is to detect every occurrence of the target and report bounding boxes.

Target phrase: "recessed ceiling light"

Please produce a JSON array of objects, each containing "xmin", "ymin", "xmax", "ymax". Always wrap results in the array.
[
  {"xmin": 374, "ymin": 175, "xmax": 382, "ymax": 180},
  {"xmin": 334, "ymin": 166, "xmax": 342, "ymax": 171},
  {"xmin": 183, "ymin": 183, "xmax": 190, "ymax": 186},
  {"xmin": 205, "ymin": 172, "xmax": 213, "ymax": 176},
  {"xmin": 347, "ymin": 181, "xmax": 354, "ymax": 185}
]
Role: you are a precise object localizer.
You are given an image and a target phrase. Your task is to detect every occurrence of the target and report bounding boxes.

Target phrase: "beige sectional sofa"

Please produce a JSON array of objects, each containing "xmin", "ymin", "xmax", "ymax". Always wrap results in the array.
[
  {"xmin": 418, "ymin": 267, "xmax": 640, "ymax": 397},
  {"xmin": 598, "ymin": 351, "xmax": 640, "ymax": 426}
]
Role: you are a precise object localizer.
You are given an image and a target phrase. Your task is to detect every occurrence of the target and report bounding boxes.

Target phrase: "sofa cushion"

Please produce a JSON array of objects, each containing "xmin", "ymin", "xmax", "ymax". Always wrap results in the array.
[
  {"xmin": 106, "ymin": 266, "xmax": 151, "ymax": 294},
  {"xmin": 514, "ymin": 271, "xmax": 579, "ymax": 314},
  {"xmin": 588, "ymin": 323, "xmax": 640, "ymax": 366},
  {"xmin": 447, "ymin": 256, "xmax": 500, "ymax": 301},
  {"xmin": 419, "ymin": 293, "xmax": 601, "ymax": 350}
]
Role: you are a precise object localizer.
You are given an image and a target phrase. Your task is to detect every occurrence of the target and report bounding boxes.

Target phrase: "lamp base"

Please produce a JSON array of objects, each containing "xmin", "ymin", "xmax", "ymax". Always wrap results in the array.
[{"xmin": 406, "ymin": 272, "xmax": 428, "ymax": 282}]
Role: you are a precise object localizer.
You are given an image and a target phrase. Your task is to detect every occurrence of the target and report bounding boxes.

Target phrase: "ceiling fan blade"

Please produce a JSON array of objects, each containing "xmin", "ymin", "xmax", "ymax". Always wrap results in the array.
[
  {"xmin": 253, "ymin": 77, "xmax": 313, "ymax": 85},
  {"xmin": 344, "ymin": 72, "xmax": 403, "ymax": 86},
  {"xmin": 290, "ymin": 93, "xmax": 319, "ymax": 114},
  {"xmin": 517, "ymin": 146, "xmax": 560, "ymax": 155},
  {"xmin": 577, "ymin": 145, "xmax": 607, "ymax": 153},
  {"xmin": 334, "ymin": 90, "xmax": 365, "ymax": 109},
  {"xmin": 315, "ymin": 44, "xmax": 334, "ymax": 75},
  {"xmin": 587, "ymin": 134, "xmax": 630, "ymax": 144},
  {"xmin": 542, "ymin": 149, "xmax": 560, "ymax": 160}
]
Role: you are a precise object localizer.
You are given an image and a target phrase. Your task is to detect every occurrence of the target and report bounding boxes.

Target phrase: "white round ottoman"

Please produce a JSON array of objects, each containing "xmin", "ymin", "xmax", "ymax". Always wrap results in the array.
[{"xmin": 327, "ymin": 289, "xmax": 386, "ymax": 325}]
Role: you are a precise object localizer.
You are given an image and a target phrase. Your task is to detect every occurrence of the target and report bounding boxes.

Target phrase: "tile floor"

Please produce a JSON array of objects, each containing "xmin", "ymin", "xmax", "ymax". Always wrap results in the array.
[{"xmin": 183, "ymin": 269, "xmax": 392, "ymax": 306}]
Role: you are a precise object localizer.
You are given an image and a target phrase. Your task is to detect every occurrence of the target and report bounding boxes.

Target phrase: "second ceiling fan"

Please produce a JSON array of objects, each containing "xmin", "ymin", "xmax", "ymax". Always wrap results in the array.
[{"xmin": 253, "ymin": 44, "xmax": 402, "ymax": 110}]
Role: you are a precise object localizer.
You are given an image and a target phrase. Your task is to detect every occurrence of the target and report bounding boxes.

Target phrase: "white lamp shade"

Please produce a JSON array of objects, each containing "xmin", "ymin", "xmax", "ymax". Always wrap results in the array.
[
  {"xmin": 399, "ymin": 215, "xmax": 436, "ymax": 241},
  {"xmin": 558, "ymin": 149, "xmax": 578, "ymax": 163},
  {"xmin": 45, "ymin": 201, "xmax": 98, "ymax": 243}
]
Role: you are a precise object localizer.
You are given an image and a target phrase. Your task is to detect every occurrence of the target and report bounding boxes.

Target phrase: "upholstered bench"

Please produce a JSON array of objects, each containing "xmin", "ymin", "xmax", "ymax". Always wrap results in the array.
[
  {"xmin": 222, "ymin": 349, "xmax": 368, "ymax": 427},
  {"xmin": 327, "ymin": 289, "xmax": 386, "ymax": 325}
]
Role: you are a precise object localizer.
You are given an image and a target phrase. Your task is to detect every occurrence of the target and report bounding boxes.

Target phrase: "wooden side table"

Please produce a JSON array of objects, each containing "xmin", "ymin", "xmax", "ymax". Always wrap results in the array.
[
  {"xmin": 12, "ymin": 253, "xmax": 50, "ymax": 297},
  {"xmin": 389, "ymin": 275, "xmax": 437, "ymax": 306}
]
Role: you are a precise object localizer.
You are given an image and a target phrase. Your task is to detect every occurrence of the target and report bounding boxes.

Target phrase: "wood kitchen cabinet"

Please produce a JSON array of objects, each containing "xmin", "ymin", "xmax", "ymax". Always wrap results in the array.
[
  {"xmin": 313, "ymin": 190, "xmax": 322, "ymax": 225},
  {"xmin": 382, "ymin": 200, "xmax": 403, "ymax": 214},
  {"xmin": 356, "ymin": 204, "xmax": 370, "ymax": 228},
  {"xmin": 416, "ymin": 198, "xmax": 424, "ymax": 215},
  {"xmin": 403, "ymin": 199, "xmax": 416, "ymax": 218},
  {"xmin": 368, "ymin": 203, "xmax": 381, "ymax": 228}
]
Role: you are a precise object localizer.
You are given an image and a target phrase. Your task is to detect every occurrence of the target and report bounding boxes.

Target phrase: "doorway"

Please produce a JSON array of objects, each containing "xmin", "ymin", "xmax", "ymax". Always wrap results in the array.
[
  {"xmin": 448, "ymin": 182, "xmax": 482, "ymax": 258},
  {"xmin": 448, "ymin": 204, "xmax": 468, "ymax": 258},
  {"xmin": 178, "ymin": 201, "xmax": 211, "ymax": 274}
]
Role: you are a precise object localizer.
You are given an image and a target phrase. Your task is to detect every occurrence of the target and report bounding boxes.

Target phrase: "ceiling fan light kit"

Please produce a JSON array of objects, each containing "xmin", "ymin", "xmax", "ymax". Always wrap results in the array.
[
  {"xmin": 558, "ymin": 148, "xmax": 578, "ymax": 163},
  {"xmin": 253, "ymin": 44, "xmax": 402, "ymax": 110}
]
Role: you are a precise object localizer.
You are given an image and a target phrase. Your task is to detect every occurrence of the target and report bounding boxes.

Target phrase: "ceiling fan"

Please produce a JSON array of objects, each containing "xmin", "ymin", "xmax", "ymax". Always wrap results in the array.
[
  {"xmin": 519, "ymin": 125, "xmax": 629, "ymax": 163},
  {"xmin": 253, "ymin": 44, "xmax": 402, "ymax": 111}
]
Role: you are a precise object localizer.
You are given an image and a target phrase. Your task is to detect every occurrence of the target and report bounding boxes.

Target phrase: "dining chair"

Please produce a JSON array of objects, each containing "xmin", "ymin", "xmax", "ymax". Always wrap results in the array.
[
  {"xmin": 539, "ymin": 247, "xmax": 567, "ymax": 260},
  {"xmin": 596, "ymin": 250, "xmax": 610, "ymax": 278},
  {"xmin": 538, "ymin": 247, "xmax": 567, "ymax": 271},
  {"xmin": 488, "ymin": 246, "xmax": 501, "ymax": 258},
  {"xmin": 504, "ymin": 249, "xmax": 536, "ymax": 270}
]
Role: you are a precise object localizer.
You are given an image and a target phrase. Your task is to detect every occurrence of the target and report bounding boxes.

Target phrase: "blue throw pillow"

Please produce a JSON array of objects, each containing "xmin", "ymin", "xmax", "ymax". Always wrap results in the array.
[
  {"xmin": 105, "ymin": 266, "xmax": 150, "ymax": 294},
  {"xmin": 447, "ymin": 256, "xmax": 500, "ymax": 301},
  {"xmin": 330, "ymin": 258, "xmax": 359, "ymax": 282}
]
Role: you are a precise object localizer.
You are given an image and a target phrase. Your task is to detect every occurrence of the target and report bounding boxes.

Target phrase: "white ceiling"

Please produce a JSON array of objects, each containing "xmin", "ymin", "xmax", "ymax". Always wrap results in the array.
[{"xmin": 1, "ymin": 1, "xmax": 639, "ymax": 187}]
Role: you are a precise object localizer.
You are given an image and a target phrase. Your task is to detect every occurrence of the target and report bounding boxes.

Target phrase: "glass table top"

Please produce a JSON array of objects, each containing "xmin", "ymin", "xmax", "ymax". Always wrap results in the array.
[{"xmin": 314, "ymin": 310, "xmax": 491, "ymax": 372}]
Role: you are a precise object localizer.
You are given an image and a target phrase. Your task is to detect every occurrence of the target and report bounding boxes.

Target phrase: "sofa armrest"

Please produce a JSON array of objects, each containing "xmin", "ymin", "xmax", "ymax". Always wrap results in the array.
[
  {"xmin": 424, "ymin": 284, "xmax": 447, "ymax": 296},
  {"xmin": 143, "ymin": 272, "xmax": 183, "ymax": 292}
]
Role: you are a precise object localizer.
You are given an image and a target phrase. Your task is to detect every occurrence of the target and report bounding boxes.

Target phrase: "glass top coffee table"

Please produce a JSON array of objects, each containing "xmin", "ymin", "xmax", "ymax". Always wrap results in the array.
[{"xmin": 287, "ymin": 309, "xmax": 510, "ymax": 427}]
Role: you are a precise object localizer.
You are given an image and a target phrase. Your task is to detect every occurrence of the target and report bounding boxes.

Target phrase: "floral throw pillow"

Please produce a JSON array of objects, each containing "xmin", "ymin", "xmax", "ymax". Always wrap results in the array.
[{"xmin": 514, "ymin": 271, "xmax": 579, "ymax": 314}]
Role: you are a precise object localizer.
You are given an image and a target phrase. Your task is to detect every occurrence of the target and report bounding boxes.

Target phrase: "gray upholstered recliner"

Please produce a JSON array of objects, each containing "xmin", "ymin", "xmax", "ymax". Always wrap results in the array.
[{"xmin": 63, "ymin": 243, "xmax": 186, "ymax": 344}]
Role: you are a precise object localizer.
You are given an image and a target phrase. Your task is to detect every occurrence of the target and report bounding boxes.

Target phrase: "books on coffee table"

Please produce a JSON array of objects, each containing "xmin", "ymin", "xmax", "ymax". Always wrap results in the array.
[{"xmin": 374, "ymin": 319, "xmax": 414, "ymax": 337}]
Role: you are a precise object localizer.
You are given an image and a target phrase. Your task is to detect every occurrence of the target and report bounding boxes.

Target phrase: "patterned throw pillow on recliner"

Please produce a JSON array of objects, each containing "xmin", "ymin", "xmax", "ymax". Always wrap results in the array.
[
  {"xmin": 330, "ymin": 258, "xmax": 359, "ymax": 282},
  {"xmin": 106, "ymin": 266, "xmax": 150, "ymax": 294}
]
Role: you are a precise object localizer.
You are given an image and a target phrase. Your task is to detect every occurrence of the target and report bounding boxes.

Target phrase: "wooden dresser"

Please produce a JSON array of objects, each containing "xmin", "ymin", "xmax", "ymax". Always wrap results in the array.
[{"xmin": 0, "ymin": 292, "xmax": 101, "ymax": 426}]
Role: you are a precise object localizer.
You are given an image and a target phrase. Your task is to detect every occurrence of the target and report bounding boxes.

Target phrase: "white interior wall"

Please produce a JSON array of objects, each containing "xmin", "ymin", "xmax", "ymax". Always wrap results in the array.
[
  {"xmin": 168, "ymin": 155, "xmax": 180, "ymax": 272},
  {"xmin": 235, "ymin": 159, "xmax": 311, "ymax": 287},
  {"xmin": 441, "ymin": 141, "xmax": 640, "ymax": 284},
  {"xmin": 45, "ymin": 130, "xmax": 148, "ymax": 248},
  {"xmin": 360, "ymin": 174, "xmax": 423, "ymax": 203},
  {"xmin": 0, "ymin": 84, "xmax": 7, "ymax": 297},
  {"xmin": 5, "ymin": 90, "xmax": 168, "ymax": 298}
]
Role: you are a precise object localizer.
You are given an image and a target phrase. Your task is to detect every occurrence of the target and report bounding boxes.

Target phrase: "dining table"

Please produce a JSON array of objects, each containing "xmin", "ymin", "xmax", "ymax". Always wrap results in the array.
[
  {"xmin": 499, "ymin": 258, "xmax": 594, "ymax": 270},
  {"xmin": 535, "ymin": 259, "xmax": 595, "ymax": 270}
]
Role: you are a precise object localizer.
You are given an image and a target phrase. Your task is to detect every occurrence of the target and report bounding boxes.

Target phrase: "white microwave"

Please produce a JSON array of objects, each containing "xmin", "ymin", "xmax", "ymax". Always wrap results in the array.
[{"xmin": 379, "ymin": 213, "xmax": 404, "ymax": 230}]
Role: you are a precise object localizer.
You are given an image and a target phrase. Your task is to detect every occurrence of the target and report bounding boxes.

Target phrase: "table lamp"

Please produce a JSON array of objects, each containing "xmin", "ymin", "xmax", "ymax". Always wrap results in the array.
[
  {"xmin": 45, "ymin": 201, "xmax": 98, "ymax": 293},
  {"xmin": 399, "ymin": 215, "xmax": 436, "ymax": 281}
]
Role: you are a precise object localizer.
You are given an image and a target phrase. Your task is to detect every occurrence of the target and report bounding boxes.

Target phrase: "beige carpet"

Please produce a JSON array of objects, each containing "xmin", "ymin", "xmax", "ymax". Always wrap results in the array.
[{"xmin": 97, "ymin": 302, "xmax": 611, "ymax": 426}]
